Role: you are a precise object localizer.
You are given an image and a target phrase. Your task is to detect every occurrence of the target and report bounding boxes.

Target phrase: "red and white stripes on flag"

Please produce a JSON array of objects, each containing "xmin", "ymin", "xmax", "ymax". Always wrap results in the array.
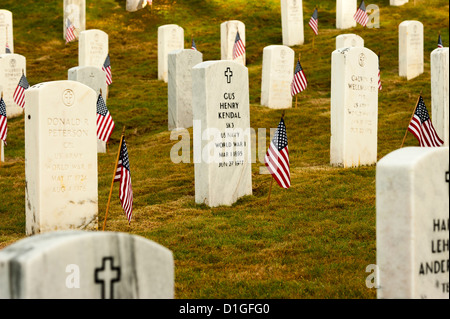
[
  {"xmin": 354, "ymin": 0, "xmax": 369, "ymax": 27},
  {"xmin": 265, "ymin": 117, "xmax": 290, "ymax": 189},
  {"xmin": 0, "ymin": 97, "xmax": 7, "ymax": 144},
  {"xmin": 378, "ymin": 54, "xmax": 382, "ymax": 91},
  {"xmin": 96, "ymin": 93, "xmax": 115, "ymax": 143},
  {"xmin": 114, "ymin": 137, "xmax": 133, "ymax": 224},
  {"xmin": 102, "ymin": 54, "xmax": 112, "ymax": 86},
  {"xmin": 13, "ymin": 73, "xmax": 29, "ymax": 108},
  {"xmin": 408, "ymin": 96, "xmax": 443, "ymax": 147},
  {"xmin": 309, "ymin": 8, "xmax": 319, "ymax": 36},
  {"xmin": 232, "ymin": 31, "xmax": 245, "ymax": 60},
  {"xmin": 65, "ymin": 18, "xmax": 76, "ymax": 44},
  {"xmin": 291, "ymin": 59, "xmax": 307, "ymax": 96}
]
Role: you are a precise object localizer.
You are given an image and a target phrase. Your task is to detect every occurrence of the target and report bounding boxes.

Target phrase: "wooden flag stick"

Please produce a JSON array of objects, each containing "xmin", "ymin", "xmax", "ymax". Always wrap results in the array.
[
  {"xmin": 400, "ymin": 92, "xmax": 422, "ymax": 148},
  {"xmin": 267, "ymin": 111, "xmax": 285, "ymax": 205},
  {"xmin": 102, "ymin": 126, "xmax": 126, "ymax": 231}
]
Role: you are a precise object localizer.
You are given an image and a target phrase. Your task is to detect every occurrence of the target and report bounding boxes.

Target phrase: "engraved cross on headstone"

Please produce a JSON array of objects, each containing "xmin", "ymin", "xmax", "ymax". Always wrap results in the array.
[
  {"xmin": 95, "ymin": 257, "xmax": 121, "ymax": 299},
  {"xmin": 224, "ymin": 67, "xmax": 233, "ymax": 84}
]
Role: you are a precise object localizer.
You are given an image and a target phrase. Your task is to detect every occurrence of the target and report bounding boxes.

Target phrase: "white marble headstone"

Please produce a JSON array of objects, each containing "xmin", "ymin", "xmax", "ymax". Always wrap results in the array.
[
  {"xmin": 0, "ymin": 53, "xmax": 26, "ymax": 118},
  {"xmin": 126, "ymin": 0, "xmax": 148, "ymax": 12},
  {"xmin": 68, "ymin": 66, "xmax": 108, "ymax": 153},
  {"xmin": 399, "ymin": 20, "xmax": 424, "ymax": 80},
  {"xmin": 78, "ymin": 29, "xmax": 108, "ymax": 69},
  {"xmin": 336, "ymin": 34, "xmax": 364, "ymax": 49},
  {"xmin": 158, "ymin": 24, "xmax": 184, "ymax": 83},
  {"xmin": 261, "ymin": 45, "xmax": 294, "ymax": 109},
  {"xmin": 330, "ymin": 47, "xmax": 378, "ymax": 168},
  {"xmin": 168, "ymin": 49, "xmax": 203, "ymax": 131},
  {"xmin": 220, "ymin": 20, "xmax": 246, "ymax": 66},
  {"xmin": 63, "ymin": 0, "xmax": 86, "ymax": 40},
  {"xmin": 336, "ymin": 0, "xmax": 357, "ymax": 30},
  {"xmin": 390, "ymin": 0, "xmax": 408, "ymax": 5},
  {"xmin": 280, "ymin": 0, "xmax": 304, "ymax": 47},
  {"xmin": 377, "ymin": 147, "xmax": 449, "ymax": 299},
  {"xmin": 192, "ymin": 61, "xmax": 252, "ymax": 207},
  {"xmin": 25, "ymin": 80, "xmax": 98, "ymax": 235},
  {"xmin": 0, "ymin": 231, "xmax": 174, "ymax": 299},
  {"xmin": 0, "ymin": 10, "xmax": 13, "ymax": 53},
  {"xmin": 431, "ymin": 48, "xmax": 449, "ymax": 146}
]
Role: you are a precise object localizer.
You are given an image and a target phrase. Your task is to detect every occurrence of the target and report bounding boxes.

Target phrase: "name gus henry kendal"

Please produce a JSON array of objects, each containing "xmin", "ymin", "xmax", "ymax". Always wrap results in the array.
[{"xmin": 218, "ymin": 93, "xmax": 241, "ymax": 120}]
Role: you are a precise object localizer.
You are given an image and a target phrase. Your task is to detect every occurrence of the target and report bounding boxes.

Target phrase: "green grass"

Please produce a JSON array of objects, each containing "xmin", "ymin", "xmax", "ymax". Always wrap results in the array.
[{"xmin": 0, "ymin": 0, "xmax": 448, "ymax": 299}]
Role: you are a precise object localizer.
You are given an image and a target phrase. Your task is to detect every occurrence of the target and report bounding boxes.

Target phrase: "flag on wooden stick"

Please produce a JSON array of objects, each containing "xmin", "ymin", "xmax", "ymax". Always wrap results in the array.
[
  {"xmin": 309, "ymin": 8, "xmax": 319, "ymax": 35},
  {"xmin": 407, "ymin": 96, "xmax": 443, "ymax": 147},
  {"xmin": 265, "ymin": 117, "xmax": 290, "ymax": 189},
  {"xmin": 378, "ymin": 53, "xmax": 382, "ymax": 91},
  {"xmin": 96, "ymin": 92, "xmax": 115, "ymax": 143},
  {"xmin": 232, "ymin": 31, "xmax": 245, "ymax": 60},
  {"xmin": 13, "ymin": 72, "xmax": 29, "ymax": 108},
  {"xmin": 114, "ymin": 137, "xmax": 133, "ymax": 224},
  {"xmin": 354, "ymin": 0, "xmax": 369, "ymax": 27},
  {"xmin": 65, "ymin": 18, "xmax": 76, "ymax": 44},
  {"xmin": 291, "ymin": 58, "xmax": 308, "ymax": 96},
  {"xmin": 0, "ymin": 94, "xmax": 7, "ymax": 145},
  {"xmin": 102, "ymin": 54, "xmax": 112, "ymax": 86}
]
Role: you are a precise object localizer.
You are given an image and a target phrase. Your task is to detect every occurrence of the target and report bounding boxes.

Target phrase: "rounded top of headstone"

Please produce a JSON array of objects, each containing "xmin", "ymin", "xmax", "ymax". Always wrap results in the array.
[
  {"xmin": 399, "ymin": 20, "xmax": 424, "ymax": 28},
  {"xmin": 0, "ymin": 53, "xmax": 26, "ymax": 61},
  {"xmin": 79, "ymin": 29, "xmax": 108, "ymax": 37},
  {"xmin": 193, "ymin": 59, "xmax": 247, "ymax": 72},
  {"xmin": 221, "ymin": 20, "xmax": 244, "ymax": 26},
  {"xmin": 158, "ymin": 24, "xmax": 183, "ymax": 30},
  {"xmin": 378, "ymin": 146, "xmax": 449, "ymax": 168}
]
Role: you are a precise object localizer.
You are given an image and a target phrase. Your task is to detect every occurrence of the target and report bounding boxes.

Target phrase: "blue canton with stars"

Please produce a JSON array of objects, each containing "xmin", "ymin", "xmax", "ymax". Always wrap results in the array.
[
  {"xmin": 120, "ymin": 139, "xmax": 131, "ymax": 172},
  {"xmin": 415, "ymin": 97, "xmax": 430, "ymax": 123},
  {"xmin": 272, "ymin": 118, "xmax": 288, "ymax": 151},
  {"xmin": 97, "ymin": 95, "xmax": 108, "ymax": 116}
]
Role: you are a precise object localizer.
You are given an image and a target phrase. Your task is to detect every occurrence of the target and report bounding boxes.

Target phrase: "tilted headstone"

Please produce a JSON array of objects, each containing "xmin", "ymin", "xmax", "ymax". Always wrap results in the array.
[
  {"xmin": 0, "ymin": 53, "xmax": 26, "ymax": 118},
  {"xmin": 78, "ymin": 29, "xmax": 108, "ymax": 69},
  {"xmin": 63, "ymin": 0, "xmax": 86, "ymax": 40},
  {"xmin": 280, "ymin": 0, "xmax": 304, "ymax": 47},
  {"xmin": 192, "ymin": 61, "xmax": 252, "ymax": 207},
  {"xmin": 336, "ymin": 0, "xmax": 357, "ymax": 30},
  {"xmin": 260, "ymin": 45, "xmax": 294, "ymax": 109},
  {"xmin": 336, "ymin": 34, "xmax": 364, "ymax": 49},
  {"xmin": 0, "ymin": 231, "xmax": 174, "ymax": 299},
  {"xmin": 399, "ymin": 21, "xmax": 424, "ymax": 80},
  {"xmin": 168, "ymin": 49, "xmax": 203, "ymax": 130},
  {"xmin": 220, "ymin": 20, "xmax": 246, "ymax": 66},
  {"xmin": 158, "ymin": 24, "xmax": 184, "ymax": 83},
  {"xmin": 431, "ymin": 47, "xmax": 449, "ymax": 146},
  {"xmin": 25, "ymin": 80, "xmax": 98, "ymax": 235},
  {"xmin": 68, "ymin": 66, "xmax": 108, "ymax": 153},
  {"xmin": 377, "ymin": 147, "xmax": 449, "ymax": 299},
  {"xmin": 0, "ymin": 10, "xmax": 13, "ymax": 53},
  {"xmin": 390, "ymin": 0, "xmax": 408, "ymax": 6},
  {"xmin": 330, "ymin": 47, "xmax": 378, "ymax": 168},
  {"xmin": 126, "ymin": 0, "xmax": 148, "ymax": 12}
]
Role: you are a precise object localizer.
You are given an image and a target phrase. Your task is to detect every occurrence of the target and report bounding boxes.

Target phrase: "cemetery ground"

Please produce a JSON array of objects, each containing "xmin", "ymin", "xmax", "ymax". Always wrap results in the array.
[{"xmin": 0, "ymin": 0, "xmax": 448, "ymax": 299}]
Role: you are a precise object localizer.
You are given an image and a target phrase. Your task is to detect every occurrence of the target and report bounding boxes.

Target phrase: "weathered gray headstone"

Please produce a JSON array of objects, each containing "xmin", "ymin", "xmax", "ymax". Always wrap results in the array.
[
  {"xmin": 158, "ymin": 24, "xmax": 184, "ymax": 83},
  {"xmin": 78, "ymin": 29, "xmax": 108, "ymax": 69},
  {"xmin": 260, "ymin": 45, "xmax": 294, "ymax": 109},
  {"xmin": 192, "ymin": 61, "xmax": 252, "ymax": 207},
  {"xmin": 336, "ymin": 34, "xmax": 364, "ymax": 49},
  {"xmin": 220, "ymin": 20, "xmax": 246, "ymax": 66},
  {"xmin": 25, "ymin": 80, "xmax": 98, "ymax": 235},
  {"xmin": 431, "ymin": 47, "xmax": 449, "ymax": 146},
  {"xmin": 330, "ymin": 47, "xmax": 378, "ymax": 168},
  {"xmin": 0, "ymin": 10, "xmax": 13, "ymax": 53},
  {"xmin": 377, "ymin": 147, "xmax": 449, "ymax": 299},
  {"xmin": 0, "ymin": 231, "xmax": 174, "ymax": 299},
  {"xmin": 168, "ymin": 49, "xmax": 203, "ymax": 130},
  {"xmin": 280, "ymin": 0, "xmax": 304, "ymax": 46},
  {"xmin": 336, "ymin": 0, "xmax": 357, "ymax": 29},
  {"xmin": 68, "ymin": 66, "xmax": 108, "ymax": 152},
  {"xmin": 63, "ymin": 0, "xmax": 86, "ymax": 40},
  {"xmin": 399, "ymin": 20, "xmax": 424, "ymax": 80},
  {"xmin": 0, "ymin": 53, "xmax": 26, "ymax": 118}
]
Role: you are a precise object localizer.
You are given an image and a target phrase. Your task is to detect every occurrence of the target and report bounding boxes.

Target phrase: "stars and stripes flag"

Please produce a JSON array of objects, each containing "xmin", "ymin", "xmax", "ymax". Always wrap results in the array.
[
  {"xmin": 191, "ymin": 38, "xmax": 197, "ymax": 50},
  {"xmin": 354, "ymin": 0, "xmax": 369, "ymax": 27},
  {"xmin": 13, "ymin": 73, "xmax": 29, "ymax": 109},
  {"xmin": 114, "ymin": 137, "xmax": 133, "ymax": 224},
  {"xmin": 407, "ymin": 96, "xmax": 443, "ymax": 147},
  {"xmin": 5, "ymin": 41, "xmax": 11, "ymax": 53},
  {"xmin": 232, "ymin": 31, "xmax": 245, "ymax": 60},
  {"xmin": 265, "ymin": 117, "xmax": 290, "ymax": 189},
  {"xmin": 378, "ymin": 54, "xmax": 382, "ymax": 91},
  {"xmin": 291, "ymin": 59, "xmax": 307, "ymax": 96},
  {"xmin": 65, "ymin": 18, "xmax": 76, "ymax": 44},
  {"xmin": 96, "ymin": 93, "xmax": 115, "ymax": 143},
  {"xmin": 309, "ymin": 8, "xmax": 319, "ymax": 35},
  {"xmin": 438, "ymin": 33, "xmax": 443, "ymax": 48},
  {"xmin": 102, "ymin": 54, "xmax": 112, "ymax": 86},
  {"xmin": 0, "ymin": 96, "xmax": 7, "ymax": 144}
]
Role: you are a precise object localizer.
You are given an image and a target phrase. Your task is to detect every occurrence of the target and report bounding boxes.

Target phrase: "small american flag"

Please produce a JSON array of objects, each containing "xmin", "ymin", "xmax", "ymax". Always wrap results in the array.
[
  {"xmin": 291, "ymin": 59, "xmax": 307, "ymax": 96},
  {"xmin": 96, "ymin": 93, "xmax": 115, "ymax": 143},
  {"xmin": 309, "ymin": 8, "xmax": 319, "ymax": 36},
  {"xmin": 438, "ymin": 33, "xmax": 443, "ymax": 48},
  {"xmin": 354, "ymin": 0, "xmax": 369, "ymax": 27},
  {"xmin": 232, "ymin": 31, "xmax": 245, "ymax": 60},
  {"xmin": 191, "ymin": 38, "xmax": 197, "ymax": 50},
  {"xmin": 65, "ymin": 18, "xmax": 76, "ymax": 44},
  {"xmin": 378, "ymin": 54, "xmax": 382, "ymax": 91},
  {"xmin": 5, "ymin": 42, "xmax": 11, "ymax": 54},
  {"xmin": 102, "ymin": 54, "xmax": 112, "ymax": 86},
  {"xmin": 114, "ymin": 137, "xmax": 133, "ymax": 224},
  {"xmin": 265, "ymin": 117, "xmax": 290, "ymax": 189},
  {"xmin": 0, "ymin": 97, "xmax": 7, "ymax": 144},
  {"xmin": 408, "ymin": 96, "xmax": 443, "ymax": 147},
  {"xmin": 13, "ymin": 73, "xmax": 29, "ymax": 109}
]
